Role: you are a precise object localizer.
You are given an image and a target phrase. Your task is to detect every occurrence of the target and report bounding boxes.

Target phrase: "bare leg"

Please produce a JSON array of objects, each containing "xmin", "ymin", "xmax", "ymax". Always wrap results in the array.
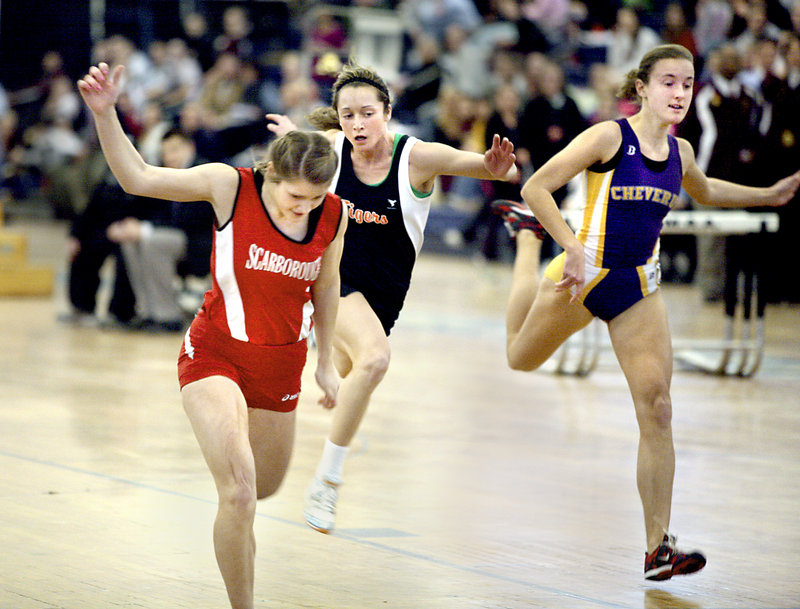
[
  {"xmin": 506, "ymin": 231, "xmax": 545, "ymax": 338},
  {"xmin": 328, "ymin": 293, "xmax": 391, "ymax": 447},
  {"xmin": 182, "ymin": 376, "xmax": 257, "ymax": 609},
  {"xmin": 249, "ymin": 408, "xmax": 296, "ymax": 499},
  {"xmin": 608, "ymin": 292, "xmax": 675, "ymax": 552},
  {"xmin": 504, "ymin": 232, "xmax": 594, "ymax": 371}
]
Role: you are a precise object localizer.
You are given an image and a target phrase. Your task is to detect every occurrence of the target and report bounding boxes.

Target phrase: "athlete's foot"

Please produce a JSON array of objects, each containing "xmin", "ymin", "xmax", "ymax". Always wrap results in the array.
[
  {"xmin": 644, "ymin": 534, "xmax": 706, "ymax": 581},
  {"xmin": 490, "ymin": 199, "xmax": 547, "ymax": 240},
  {"xmin": 303, "ymin": 476, "xmax": 339, "ymax": 534}
]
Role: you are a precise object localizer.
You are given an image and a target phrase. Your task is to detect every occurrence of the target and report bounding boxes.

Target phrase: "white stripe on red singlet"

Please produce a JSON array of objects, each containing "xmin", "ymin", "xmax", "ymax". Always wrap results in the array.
[
  {"xmin": 299, "ymin": 289, "xmax": 314, "ymax": 340},
  {"xmin": 215, "ymin": 222, "xmax": 249, "ymax": 341}
]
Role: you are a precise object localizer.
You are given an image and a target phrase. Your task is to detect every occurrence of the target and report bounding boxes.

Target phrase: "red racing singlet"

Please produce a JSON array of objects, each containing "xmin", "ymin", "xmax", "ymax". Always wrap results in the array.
[{"xmin": 199, "ymin": 167, "xmax": 342, "ymax": 346}]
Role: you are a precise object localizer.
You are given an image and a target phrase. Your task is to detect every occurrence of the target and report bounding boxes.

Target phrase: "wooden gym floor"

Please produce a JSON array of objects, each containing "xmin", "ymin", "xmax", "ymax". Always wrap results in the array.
[{"xmin": 2, "ymin": 219, "xmax": 799, "ymax": 609}]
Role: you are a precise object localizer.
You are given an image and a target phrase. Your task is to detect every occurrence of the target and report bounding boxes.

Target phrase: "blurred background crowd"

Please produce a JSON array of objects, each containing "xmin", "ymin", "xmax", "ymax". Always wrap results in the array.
[{"xmin": 0, "ymin": 0, "xmax": 798, "ymax": 330}]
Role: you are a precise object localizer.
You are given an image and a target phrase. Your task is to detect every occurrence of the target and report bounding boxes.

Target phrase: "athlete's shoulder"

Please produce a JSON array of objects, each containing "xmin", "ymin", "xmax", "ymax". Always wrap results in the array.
[
  {"xmin": 674, "ymin": 137, "xmax": 697, "ymax": 173},
  {"xmin": 567, "ymin": 120, "xmax": 623, "ymax": 165}
]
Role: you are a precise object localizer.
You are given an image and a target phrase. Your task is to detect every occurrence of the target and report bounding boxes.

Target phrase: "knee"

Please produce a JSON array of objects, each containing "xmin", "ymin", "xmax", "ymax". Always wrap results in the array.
[
  {"xmin": 636, "ymin": 385, "xmax": 673, "ymax": 432},
  {"xmin": 353, "ymin": 347, "xmax": 391, "ymax": 385},
  {"xmin": 219, "ymin": 478, "xmax": 258, "ymax": 519},
  {"xmin": 507, "ymin": 353, "xmax": 542, "ymax": 372},
  {"xmin": 506, "ymin": 344, "xmax": 545, "ymax": 372}
]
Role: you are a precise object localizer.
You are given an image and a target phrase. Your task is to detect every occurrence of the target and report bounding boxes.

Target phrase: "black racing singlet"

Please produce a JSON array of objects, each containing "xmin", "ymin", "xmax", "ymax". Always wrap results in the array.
[{"xmin": 330, "ymin": 131, "xmax": 431, "ymax": 333}]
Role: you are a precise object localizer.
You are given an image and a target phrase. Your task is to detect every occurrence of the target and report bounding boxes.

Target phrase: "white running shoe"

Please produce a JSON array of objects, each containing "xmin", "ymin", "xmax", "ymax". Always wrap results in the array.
[{"xmin": 304, "ymin": 476, "xmax": 339, "ymax": 534}]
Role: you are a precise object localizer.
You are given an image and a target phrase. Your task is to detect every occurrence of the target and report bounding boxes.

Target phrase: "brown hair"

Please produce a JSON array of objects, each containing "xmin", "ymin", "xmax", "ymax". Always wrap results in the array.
[
  {"xmin": 254, "ymin": 130, "xmax": 337, "ymax": 186},
  {"xmin": 617, "ymin": 44, "xmax": 694, "ymax": 102},
  {"xmin": 307, "ymin": 60, "xmax": 392, "ymax": 131}
]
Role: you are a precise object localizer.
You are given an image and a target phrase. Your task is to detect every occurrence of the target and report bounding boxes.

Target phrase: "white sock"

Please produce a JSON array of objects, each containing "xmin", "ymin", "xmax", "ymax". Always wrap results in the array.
[{"xmin": 316, "ymin": 439, "xmax": 349, "ymax": 484}]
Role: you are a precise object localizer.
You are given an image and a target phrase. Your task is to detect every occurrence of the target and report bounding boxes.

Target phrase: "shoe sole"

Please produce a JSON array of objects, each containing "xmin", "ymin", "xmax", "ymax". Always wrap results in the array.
[
  {"xmin": 645, "ymin": 555, "xmax": 706, "ymax": 581},
  {"xmin": 672, "ymin": 554, "xmax": 707, "ymax": 576},
  {"xmin": 490, "ymin": 200, "xmax": 546, "ymax": 240},
  {"xmin": 304, "ymin": 516, "xmax": 333, "ymax": 534}
]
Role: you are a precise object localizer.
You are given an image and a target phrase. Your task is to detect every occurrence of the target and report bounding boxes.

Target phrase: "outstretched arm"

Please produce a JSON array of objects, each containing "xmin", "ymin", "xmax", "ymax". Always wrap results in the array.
[
  {"xmin": 78, "ymin": 63, "xmax": 236, "ymax": 214},
  {"xmin": 408, "ymin": 134, "xmax": 518, "ymax": 193},
  {"xmin": 679, "ymin": 139, "xmax": 800, "ymax": 208}
]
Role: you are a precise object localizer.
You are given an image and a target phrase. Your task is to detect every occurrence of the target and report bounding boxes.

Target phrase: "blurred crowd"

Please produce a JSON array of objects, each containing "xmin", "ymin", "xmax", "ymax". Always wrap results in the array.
[{"xmin": 0, "ymin": 0, "xmax": 798, "ymax": 326}]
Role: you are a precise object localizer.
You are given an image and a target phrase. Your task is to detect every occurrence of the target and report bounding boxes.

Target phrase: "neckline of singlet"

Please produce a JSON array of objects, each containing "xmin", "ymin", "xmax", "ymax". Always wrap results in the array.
[
  {"xmin": 591, "ymin": 120, "xmax": 671, "ymax": 174},
  {"xmin": 252, "ymin": 169, "xmax": 323, "ymax": 245}
]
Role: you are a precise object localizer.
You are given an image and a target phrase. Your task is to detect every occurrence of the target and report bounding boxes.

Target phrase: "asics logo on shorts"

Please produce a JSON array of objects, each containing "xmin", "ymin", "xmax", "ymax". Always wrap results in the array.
[{"xmin": 281, "ymin": 392, "xmax": 300, "ymax": 402}]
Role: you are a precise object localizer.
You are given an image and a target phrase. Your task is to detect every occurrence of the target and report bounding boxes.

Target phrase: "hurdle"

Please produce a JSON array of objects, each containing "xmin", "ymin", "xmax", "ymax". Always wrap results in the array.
[{"xmin": 547, "ymin": 209, "xmax": 779, "ymax": 378}]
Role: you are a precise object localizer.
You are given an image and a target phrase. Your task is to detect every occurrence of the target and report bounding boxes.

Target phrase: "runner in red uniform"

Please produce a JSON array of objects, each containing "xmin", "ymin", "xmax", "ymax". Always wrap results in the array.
[{"xmin": 79, "ymin": 62, "xmax": 347, "ymax": 609}]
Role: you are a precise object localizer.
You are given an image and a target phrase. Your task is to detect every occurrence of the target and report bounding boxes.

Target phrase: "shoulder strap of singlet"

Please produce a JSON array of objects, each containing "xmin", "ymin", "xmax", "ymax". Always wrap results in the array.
[{"xmin": 587, "ymin": 120, "xmax": 627, "ymax": 173}]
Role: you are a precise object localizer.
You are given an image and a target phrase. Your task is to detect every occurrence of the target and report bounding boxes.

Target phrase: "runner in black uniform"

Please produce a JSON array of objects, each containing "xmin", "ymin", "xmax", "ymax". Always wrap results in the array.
[
  {"xmin": 268, "ymin": 61, "xmax": 519, "ymax": 533},
  {"xmin": 334, "ymin": 131, "xmax": 425, "ymax": 334}
]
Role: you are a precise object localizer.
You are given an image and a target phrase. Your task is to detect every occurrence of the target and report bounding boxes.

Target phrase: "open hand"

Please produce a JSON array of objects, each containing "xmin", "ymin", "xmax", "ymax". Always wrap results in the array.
[
  {"xmin": 484, "ymin": 134, "xmax": 517, "ymax": 180},
  {"xmin": 767, "ymin": 169, "xmax": 800, "ymax": 207},
  {"xmin": 77, "ymin": 63, "xmax": 125, "ymax": 115},
  {"xmin": 265, "ymin": 113, "xmax": 298, "ymax": 137},
  {"xmin": 554, "ymin": 245, "xmax": 586, "ymax": 304}
]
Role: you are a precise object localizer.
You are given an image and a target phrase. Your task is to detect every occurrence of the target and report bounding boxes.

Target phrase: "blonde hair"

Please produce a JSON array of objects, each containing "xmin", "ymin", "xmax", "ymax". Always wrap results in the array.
[
  {"xmin": 307, "ymin": 60, "xmax": 392, "ymax": 131},
  {"xmin": 617, "ymin": 44, "xmax": 694, "ymax": 102},
  {"xmin": 254, "ymin": 130, "xmax": 337, "ymax": 186}
]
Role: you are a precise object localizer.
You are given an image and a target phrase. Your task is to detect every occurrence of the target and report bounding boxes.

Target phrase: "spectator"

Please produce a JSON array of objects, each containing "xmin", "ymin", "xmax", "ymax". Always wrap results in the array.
[
  {"xmin": 214, "ymin": 5, "xmax": 256, "ymax": 61},
  {"xmin": 661, "ymin": 2, "xmax": 698, "ymax": 57},
  {"xmin": 462, "ymin": 82, "xmax": 524, "ymax": 260},
  {"xmin": 400, "ymin": 0, "xmax": 483, "ymax": 46},
  {"xmin": 197, "ymin": 52, "xmax": 249, "ymax": 129},
  {"xmin": 694, "ymin": 0, "xmax": 734, "ymax": 58},
  {"xmin": 739, "ymin": 35, "xmax": 781, "ymax": 93},
  {"xmin": 106, "ymin": 128, "xmax": 215, "ymax": 332},
  {"xmin": 520, "ymin": 0, "xmax": 571, "ymax": 44},
  {"xmin": 761, "ymin": 32, "xmax": 800, "ymax": 301},
  {"xmin": 104, "ymin": 35, "xmax": 153, "ymax": 117},
  {"xmin": 519, "ymin": 59, "xmax": 587, "ymax": 204},
  {"xmin": 492, "ymin": 0, "xmax": 551, "ymax": 55},
  {"xmin": 486, "ymin": 48, "xmax": 528, "ymax": 101},
  {"xmin": 680, "ymin": 43, "xmax": 766, "ymax": 301},
  {"xmin": 391, "ymin": 34, "xmax": 443, "ymax": 127},
  {"xmin": 606, "ymin": 6, "xmax": 663, "ymax": 81},
  {"xmin": 136, "ymin": 101, "xmax": 172, "ymax": 165},
  {"xmin": 162, "ymin": 38, "xmax": 204, "ymax": 115},
  {"xmin": 733, "ymin": 0, "xmax": 783, "ymax": 56},
  {"xmin": 7, "ymin": 50, "xmax": 66, "ymax": 131},
  {"xmin": 439, "ymin": 22, "xmax": 493, "ymax": 99},
  {"xmin": 180, "ymin": 11, "xmax": 217, "ymax": 72},
  {"xmin": 59, "ymin": 167, "xmax": 137, "ymax": 326}
]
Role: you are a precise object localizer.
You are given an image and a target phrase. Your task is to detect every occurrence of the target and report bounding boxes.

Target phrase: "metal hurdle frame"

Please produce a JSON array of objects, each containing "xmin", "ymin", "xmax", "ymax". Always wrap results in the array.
[{"xmin": 548, "ymin": 210, "xmax": 779, "ymax": 378}]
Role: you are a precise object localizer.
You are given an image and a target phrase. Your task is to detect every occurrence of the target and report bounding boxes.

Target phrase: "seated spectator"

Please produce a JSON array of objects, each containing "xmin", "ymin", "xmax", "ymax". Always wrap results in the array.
[
  {"xmin": 661, "ymin": 2, "xmax": 698, "ymax": 57},
  {"xmin": 606, "ymin": 6, "xmax": 662, "ymax": 81},
  {"xmin": 400, "ymin": 0, "xmax": 482, "ymax": 46},
  {"xmin": 136, "ymin": 101, "xmax": 172, "ymax": 165},
  {"xmin": 694, "ymin": 0, "xmax": 734, "ymax": 59},
  {"xmin": 60, "ymin": 167, "xmax": 137, "ymax": 326},
  {"xmin": 733, "ymin": 0, "xmax": 783, "ymax": 56},
  {"xmin": 391, "ymin": 33, "xmax": 443, "ymax": 126},
  {"xmin": 440, "ymin": 22, "xmax": 493, "ymax": 100},
  {"xmin": 180, "ymin": 11, "xmax": 216, "ymax": 72},
  {"xmin": 197, "ymin": 52, "xmax": 253, "ymax": 129},
  {"xmin": 162, "ymin": 38, "xmax": 203, "ymax": 114},
  {"xmin": 106, "ymin": 128, "xmax": 214, "ymax": 332},
  {"xmin": 214, "ymin": 5, "xmax": 257, "ymax": 61}
]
